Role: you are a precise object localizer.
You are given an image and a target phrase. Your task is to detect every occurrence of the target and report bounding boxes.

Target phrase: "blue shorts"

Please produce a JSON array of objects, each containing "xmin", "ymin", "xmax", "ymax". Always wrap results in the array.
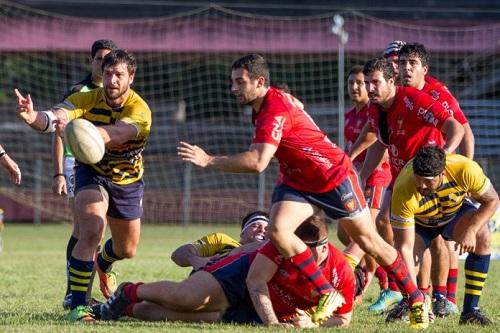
[
  {"xmin": 416, "ymin": 202, "xmax": 477, "ymax": 248},
  {"xmin": 75, "ymin": 164, "xmax": 144, "ymax": 220},
  {"xmin": 272, "ymin": 172, "xmax": 367, "ymax": 220},
  {"xmin": 204, "ymin": 253, "xmax": 261, "ymax": 324}
]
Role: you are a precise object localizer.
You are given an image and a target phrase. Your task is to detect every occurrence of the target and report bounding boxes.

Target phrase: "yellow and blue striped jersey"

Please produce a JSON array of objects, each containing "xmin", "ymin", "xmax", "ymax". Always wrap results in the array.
[
  {"xmin": 55, "ymin": 88, "xmax": 152, "ymax": 185},
  {"xmin": 192, "ymin": 232, "xmax": 241, "ymax": 257},
  {"xmin": 391, "ymin": 153, "xmax": 490, "ymax": 229}
]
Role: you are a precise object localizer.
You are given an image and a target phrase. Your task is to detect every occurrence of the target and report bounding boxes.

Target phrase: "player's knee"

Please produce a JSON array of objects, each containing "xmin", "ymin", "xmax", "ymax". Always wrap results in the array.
[{"xmin": 476, "ymin": 225, "xmax": 491, "ymax": 251}]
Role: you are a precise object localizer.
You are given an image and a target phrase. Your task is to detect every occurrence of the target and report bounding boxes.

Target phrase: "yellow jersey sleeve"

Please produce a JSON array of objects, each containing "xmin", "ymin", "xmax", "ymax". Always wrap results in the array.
[
  {"xmin": 390, "ymin": 164, "xmax": 418, "ymax": 229},
  {"xmin": 54, "ymin": 89, "xmax": 101, "ymax": 120},
  {"xmin": 458, "ymin": 158, "xmax": 491, "ymax": 197},
  {"xmin": 119, "ymin": 91, "xmax": 151, "ymax": 139},
  {"xmin": 192, "ymin": 233, "xmax": 241, "ymax": 257}
]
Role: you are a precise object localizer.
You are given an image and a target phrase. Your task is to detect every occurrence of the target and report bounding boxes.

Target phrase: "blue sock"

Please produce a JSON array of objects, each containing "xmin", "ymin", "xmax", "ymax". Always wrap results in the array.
[
  {"xmin": 463, "ymin": 253, "xmax": 490, "ymax": 313},
  {"xmin": 96, "ymin": 239, "xmax": 122, "ymax": 272},
  {"xmin": 69, "ymin": 256, "xmax": 94, "ymax": 309}
]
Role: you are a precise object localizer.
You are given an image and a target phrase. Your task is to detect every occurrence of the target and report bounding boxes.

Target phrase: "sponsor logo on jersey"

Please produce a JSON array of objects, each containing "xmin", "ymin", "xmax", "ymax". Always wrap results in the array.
[
  {"xmin": 404, "ymin": 96, "xmax": 414, "ymax": 111},
  {"xmin": 272, "ymin": 116, "xmax": 285, "ymax": 141}
]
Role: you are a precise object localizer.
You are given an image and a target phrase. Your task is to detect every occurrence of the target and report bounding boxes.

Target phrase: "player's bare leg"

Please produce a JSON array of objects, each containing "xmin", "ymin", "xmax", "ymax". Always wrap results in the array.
[
  {"xmin": 132, "ymin": 301, "xmax": 222, "ymax": 322},
  {"xmin": 269, "ymin": 201, "xmax": 343, "ymax": 323},
  {"xmin": 341, "ymin": 208, "xmax": 428, "ymax": 328},
  {"xmin": 67, "ymin": 188, "xmax": 108, "ymax": 320},
  {"xmin": 429, "ymin": 236, "xmax": 451, "ymax": 317}
]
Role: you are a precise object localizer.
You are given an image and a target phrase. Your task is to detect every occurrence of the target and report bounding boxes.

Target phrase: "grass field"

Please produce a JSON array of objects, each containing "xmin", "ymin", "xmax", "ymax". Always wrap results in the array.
[{"xmin": 0, "ymin": 223, "xmax": 498, "ymax": 332}]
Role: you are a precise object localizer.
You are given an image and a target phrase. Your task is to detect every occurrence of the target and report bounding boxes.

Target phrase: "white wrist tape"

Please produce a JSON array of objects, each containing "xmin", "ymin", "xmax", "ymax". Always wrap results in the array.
[{"xmin": 41, "ymin": 111, "xmax": 57, "ymax": 133}]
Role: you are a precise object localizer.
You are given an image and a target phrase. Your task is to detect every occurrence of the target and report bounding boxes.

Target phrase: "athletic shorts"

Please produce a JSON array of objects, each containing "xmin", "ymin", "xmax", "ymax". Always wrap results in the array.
[
  {"xmin": 416, "ymin": 201, "xmax": 477, "ymax": 248},
  {"xmin": 272, "ymin": 170, "xmax": 367, "ymax": 220},
  {"xmin": 63, "ymin": 156, "xmax": 76, "ymax": 199},
  {"xmin": 204, "ymin": 253, "xmax": 261, "ymax": 324},
  {"xmin": 364, "ymin": 185, "xmax": 387, "ymax": 210},
  {"xmin": 75, "ymin": 163, "xmax": 144, "ymax": 220}
]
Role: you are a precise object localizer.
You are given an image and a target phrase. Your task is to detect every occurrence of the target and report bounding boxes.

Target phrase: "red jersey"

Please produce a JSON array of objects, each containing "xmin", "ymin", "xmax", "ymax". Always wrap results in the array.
[
  {"xmin": 425, "ymin": 75, "xmax": 449, "ymax": 92},
  {"xmin": 259, "ymin": 241, "xmax": 355, "ymax": 319},
  {"xmin": 252, "ymin": 87, "xmax": 351, "ymax": 193},
  {"xmin": 344, "ymin": 104, "xmax": 391, "ymax": 187},
  {"xmin": 422, "ymin": 82, "xmax": 468, "ymax": 125},
  {"xmin": 367, "ymin": 86, "xmax": 451, "ymax": 181}
]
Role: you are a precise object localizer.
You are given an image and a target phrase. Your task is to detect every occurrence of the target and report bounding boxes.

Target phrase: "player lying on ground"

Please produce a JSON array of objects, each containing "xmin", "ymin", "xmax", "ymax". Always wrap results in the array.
[
  {"xmin": 171, "ymin": 210, "xmax": 268, "ymax": 271},
  {"xmin": 391, "ymin": 146, "xmax": 498, "ymax": 326},
  {"xmin": 95, "ymin": 215, "xmax": 357, "ymax": 327},
  {"xmin": 177, "ymin": 53, "xmax": 431, "ymax": 329}
]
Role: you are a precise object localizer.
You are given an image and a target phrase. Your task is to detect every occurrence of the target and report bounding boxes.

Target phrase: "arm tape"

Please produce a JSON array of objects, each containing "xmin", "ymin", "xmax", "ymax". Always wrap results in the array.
[{"xmin": 41, "ymin": 111, "xmax": 57, "ymax": 133}]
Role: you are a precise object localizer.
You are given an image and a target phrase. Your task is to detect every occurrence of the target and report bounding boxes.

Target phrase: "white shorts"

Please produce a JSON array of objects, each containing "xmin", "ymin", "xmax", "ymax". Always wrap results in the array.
[{"xmin": 63, "ymin": 156, "xmax": 76, "ymax": 199}]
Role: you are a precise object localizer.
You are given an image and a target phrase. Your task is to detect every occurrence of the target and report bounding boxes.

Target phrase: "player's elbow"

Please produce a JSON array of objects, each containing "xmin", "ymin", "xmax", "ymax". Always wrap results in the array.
[{"xmin": 253, "ymin": 161, "xmax": 268, "ymax": 173}]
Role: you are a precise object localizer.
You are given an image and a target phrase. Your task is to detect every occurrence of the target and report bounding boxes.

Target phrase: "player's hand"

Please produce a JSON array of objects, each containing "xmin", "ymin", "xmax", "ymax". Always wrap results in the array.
[
  {"xmin": 0, "ymin": 154, "xmax": 21, "ymax": 185},
  {"xmin": 54, "ymin": 118, "xmax": 69, "ymax": 138},
  {"xmin": 454, "ymin": 228, "xmax": 477, "ymax": 255},
  {"xmin": 291, "ymin": 309, "xmax": 319, "ymax": 328},
  {"xmin": 177, "ymin": 141, "xmax": 212, "ymax": 167},
  {"xmin": 52, "ymin": 175, "xmax": 67, "ymax": 195},
  {"xmin": 14, "ymin": 89, "xmax": 36, "ymax": 125}
]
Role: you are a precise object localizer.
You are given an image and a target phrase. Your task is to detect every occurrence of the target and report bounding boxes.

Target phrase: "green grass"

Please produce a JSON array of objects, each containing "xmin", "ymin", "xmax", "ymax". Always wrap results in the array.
[{"xmin": 0, "ymin": 223, "xmax": 498, "ymax": 332}]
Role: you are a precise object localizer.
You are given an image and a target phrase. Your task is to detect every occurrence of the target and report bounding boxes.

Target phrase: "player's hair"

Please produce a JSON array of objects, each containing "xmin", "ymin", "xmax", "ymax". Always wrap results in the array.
[
  {"xmin": 231, "ymin": 54, "xmax": 270, "ymax": 87},
  {"xmin": 363, "ymin": 58, "xmax": 396, "ymax": 81},
  {"xmin": 295, "ymin": 215, "xmax": 328, "ymax": 244},
  {"xmin": 347, "ymin": 64, "xmax": 364, "ymax": 77},
  {"xmin": 413, "ymin": 145, "xmax": 446, "ymax": 177},
  {"xmin": 241, "ymin": 210, "xmax": 269, "ymax": 231},
  {"xmin": 399, "ymin": 43, "xmax": 429, "ymax": 67},
  {"xmin": 383, "ymin": 40, "xmax": 406, "ymax": 58},
  {"xmin": 272, "ymin": 81, "xmax": 291, "ymax": 94},
  {"xmin": 91, "ymin": 39, "xmax": 118, "ymax": 59},
  {"xmin": 102, "ymin": 49, "xmax": 137, "ymax": 75}
]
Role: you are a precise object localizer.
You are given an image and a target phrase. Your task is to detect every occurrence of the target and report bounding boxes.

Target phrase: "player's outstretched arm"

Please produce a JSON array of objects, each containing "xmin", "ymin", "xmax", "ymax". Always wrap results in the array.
[
  {"xmin": 0, "ymin": 145, "xmax": 21, "ymax": 185},
  {"xmin": 246, "ymin": 253, "xmax": 282, "ymax": 325},
  {"xmin": 14, "ymin": 89, "xmax": 68, "ymax": 133},
  {"xmin": 177, "ymin": 142, "xmax": 276, "ymax": 173}
]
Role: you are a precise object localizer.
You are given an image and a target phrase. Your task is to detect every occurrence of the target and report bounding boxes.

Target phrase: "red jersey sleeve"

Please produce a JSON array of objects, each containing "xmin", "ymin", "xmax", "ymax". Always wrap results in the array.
[
  {"xmin": 252, "ymin": 94, "xmax": 293, "ymax": 147},
  {"xmin": 406, "ymin": 87, "xmax": 451, "ymax": 130}
]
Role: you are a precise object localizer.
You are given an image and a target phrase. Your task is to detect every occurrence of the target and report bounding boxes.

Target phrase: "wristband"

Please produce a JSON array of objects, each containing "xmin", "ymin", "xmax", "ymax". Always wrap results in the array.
[
  {"xmin": 53, "ymin": 173, "xmax": 65, "ymax": 179},
  {"xmin": 0, "ymin": 150, "xmax": 6, "ymax": 159}
]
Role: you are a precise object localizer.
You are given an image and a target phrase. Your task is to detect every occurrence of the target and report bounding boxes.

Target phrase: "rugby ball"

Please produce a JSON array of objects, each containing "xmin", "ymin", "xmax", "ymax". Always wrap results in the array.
[{"xmin": 64, "ymin": 118, "xmax": 105, "ymax": 164}]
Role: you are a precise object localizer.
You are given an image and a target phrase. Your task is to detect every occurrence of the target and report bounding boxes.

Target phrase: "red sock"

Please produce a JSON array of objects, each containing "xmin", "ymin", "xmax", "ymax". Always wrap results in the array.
[
  {"xmin": 290, "ymin": 247, "xmax": 334, "ymax": 295},
  {"xmin": 124, "ymin": 282, "xmax": 144, "ymax": 303},
  {"xmin": 375, "ymin": 266, "xmax": 389, "ymax": 290},
  {"xmin": 432, "ymin": 285, "xmax": 447, "ymax": 298},
  {"xmin": 446, "ymin": 268, "xmax": 458, "ymax": 304},
  {"xmin": 383, "ymin": 252, "xmax": 424, "ymax": 305},
  {"xmin": 420, "ymin": 286, "xmax": 431, "ymax": 296},
  {"xmin": 387, "ymin": 274, "xmax": 401, "ymax": 292}
]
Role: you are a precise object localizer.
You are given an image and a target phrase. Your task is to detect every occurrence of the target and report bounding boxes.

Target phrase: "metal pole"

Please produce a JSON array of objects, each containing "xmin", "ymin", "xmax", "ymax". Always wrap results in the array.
[
  {"xmin": 33, "ymin": 158, "xmax": 42, "ymax": 225},
  {"xmin": 258, "ymin": 171, "xmax": 266, "ymax": 211},
  {"xmin": 182, "ymin": 163, "xmax": 192, "ymax": 225},
  {"xmin": 332, "ymin": 15, "xmax": 349, "ymax": 148}
]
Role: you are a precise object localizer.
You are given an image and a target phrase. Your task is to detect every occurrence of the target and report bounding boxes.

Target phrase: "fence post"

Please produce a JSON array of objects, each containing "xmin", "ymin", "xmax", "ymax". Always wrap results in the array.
[
  {"xmin": 182, "ymin": 163, "xmax": 192, "ymax": 225},
  {"xmin": 33, "ymin": 158, "xmax": 42, "ymax": 225},
  {"xmin": 258, "ymin": 171, "xmax": 266, "ymax": 211}
]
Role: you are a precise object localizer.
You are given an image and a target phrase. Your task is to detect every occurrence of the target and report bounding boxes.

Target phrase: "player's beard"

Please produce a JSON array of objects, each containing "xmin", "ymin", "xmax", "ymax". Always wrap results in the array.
[{"xmin": 104, "ymin": 85, "xmax": 128, "ymax": 106}]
